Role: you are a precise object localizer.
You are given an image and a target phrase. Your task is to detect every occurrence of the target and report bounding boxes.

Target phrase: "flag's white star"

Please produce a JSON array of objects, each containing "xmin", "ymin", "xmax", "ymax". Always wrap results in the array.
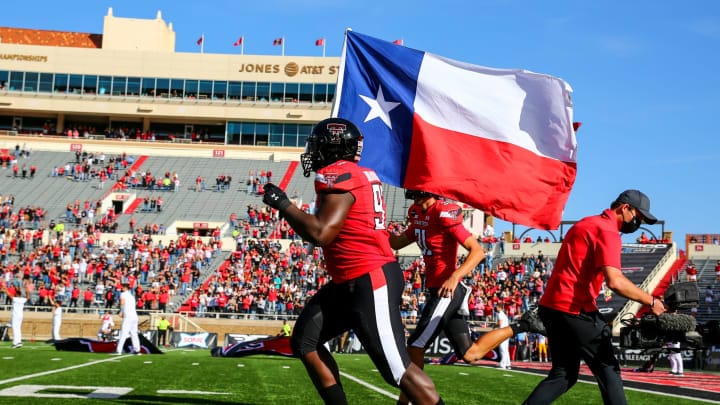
[{"xmin": 359, "ymin": 85, "xmax": 401, "ymax": 129}]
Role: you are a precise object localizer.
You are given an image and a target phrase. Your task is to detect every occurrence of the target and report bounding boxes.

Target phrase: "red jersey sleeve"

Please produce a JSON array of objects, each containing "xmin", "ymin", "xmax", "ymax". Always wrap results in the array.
[
  {"xmin": 438, "ymin": 202, "xmax": 471, "ymax": 244},
  {"xmin": 437, "ymin": 202, "xmax": 464, "ymax": 228}
]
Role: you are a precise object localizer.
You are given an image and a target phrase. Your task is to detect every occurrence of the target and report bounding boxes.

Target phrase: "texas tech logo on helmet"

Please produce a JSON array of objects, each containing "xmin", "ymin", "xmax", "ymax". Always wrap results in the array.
[{"xmin": 326, "ymin": 123, "xmax": 347, "ymax": 144}]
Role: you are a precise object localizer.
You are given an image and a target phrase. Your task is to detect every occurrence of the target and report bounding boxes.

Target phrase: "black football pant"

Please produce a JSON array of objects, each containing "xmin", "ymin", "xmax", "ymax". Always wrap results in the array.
[{"xmin": 524, "ymin": 306, "xmax": 627, "ymax": 405}]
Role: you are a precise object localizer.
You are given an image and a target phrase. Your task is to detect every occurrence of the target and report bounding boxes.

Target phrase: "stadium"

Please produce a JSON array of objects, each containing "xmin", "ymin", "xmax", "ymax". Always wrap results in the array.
[{"xmin": 1, "ymin": 9, "xmax": 719, "ymax": 405}]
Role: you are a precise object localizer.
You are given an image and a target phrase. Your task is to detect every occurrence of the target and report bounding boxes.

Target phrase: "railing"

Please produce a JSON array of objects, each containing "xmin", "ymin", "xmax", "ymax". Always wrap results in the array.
[
  {"xmin": 0, "ymin": 303, "xmax": 300, "ymax": 321},
  {"xmin": 177, "ymin": 311, "xmax": 299, "ymax": 321},
  {"xmin": 2, "ymin": 88, "xmax": 331, "ymax": 108},
  {"xmin": 0, "ymin": 304, "xmax": 164, "ymax": 316},
  {"xmin": 611, "ymin": 243, "xmax": 677, "ymax": 335}
]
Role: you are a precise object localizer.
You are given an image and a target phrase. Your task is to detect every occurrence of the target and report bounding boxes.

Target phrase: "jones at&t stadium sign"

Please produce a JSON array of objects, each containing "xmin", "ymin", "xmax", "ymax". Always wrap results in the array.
[{"xmin": 238, "ymin": 62, "xmax": 339, "ymax": 77}]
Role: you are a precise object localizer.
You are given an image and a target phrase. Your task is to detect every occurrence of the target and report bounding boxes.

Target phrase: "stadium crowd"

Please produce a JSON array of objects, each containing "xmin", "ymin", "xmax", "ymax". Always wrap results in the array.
[
  {"xmin": 178, "ymin": 212, "xmax": 554, "ymax": 331},
  {"xmin": 1, "ymin": 192, "xmax": 551, "ymax": 332},
  {"xmin": 1, "ymin": 145, "xmax": 551, "ymax": 359}
]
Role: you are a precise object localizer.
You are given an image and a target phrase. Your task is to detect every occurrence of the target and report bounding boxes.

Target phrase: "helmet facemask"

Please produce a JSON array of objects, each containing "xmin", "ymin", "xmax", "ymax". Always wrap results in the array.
[{"xmin": 300, "ymin": 135, "xmax": 321, "ymax": 177}]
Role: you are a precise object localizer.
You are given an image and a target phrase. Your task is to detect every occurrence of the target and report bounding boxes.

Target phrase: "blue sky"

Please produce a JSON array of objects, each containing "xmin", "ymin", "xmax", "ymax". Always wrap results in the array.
[{"xmin": 4, "ymin": 0, "xmax": 720, "ymax": 244}]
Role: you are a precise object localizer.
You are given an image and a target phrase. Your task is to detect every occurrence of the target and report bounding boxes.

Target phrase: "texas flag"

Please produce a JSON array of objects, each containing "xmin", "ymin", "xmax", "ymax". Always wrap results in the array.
[{"xmin": 332, "ymin": 30, "xmax": 577, "ymax": 230}]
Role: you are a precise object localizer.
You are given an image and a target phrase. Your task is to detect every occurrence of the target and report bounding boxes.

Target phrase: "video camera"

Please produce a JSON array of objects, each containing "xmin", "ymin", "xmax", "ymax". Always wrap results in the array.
[{"xmin": 619, "ymin": 282, "xmax": 703, "ymax": 349}]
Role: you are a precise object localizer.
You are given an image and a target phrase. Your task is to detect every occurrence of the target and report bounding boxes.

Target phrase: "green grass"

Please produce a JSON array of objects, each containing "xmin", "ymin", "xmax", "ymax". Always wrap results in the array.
[{"xmin": 0, "ymin": 343, "xmax": 710, "ymax": 404}]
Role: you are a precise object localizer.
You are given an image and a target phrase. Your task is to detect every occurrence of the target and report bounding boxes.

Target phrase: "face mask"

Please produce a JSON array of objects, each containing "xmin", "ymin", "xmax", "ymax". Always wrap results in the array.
[{"xmin": 620, "ymin": 214, "xmax": 642, "ymax": 234}]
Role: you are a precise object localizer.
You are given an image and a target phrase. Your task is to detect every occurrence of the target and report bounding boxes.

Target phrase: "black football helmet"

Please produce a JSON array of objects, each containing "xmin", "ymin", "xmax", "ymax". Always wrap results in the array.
[
  {"xmin": 301, "ymin": 118, "xmax": 364, "ymax": 177},
  {"xmin": 404, "ymin": 189, "xmax": 437, "ymax": 200}
]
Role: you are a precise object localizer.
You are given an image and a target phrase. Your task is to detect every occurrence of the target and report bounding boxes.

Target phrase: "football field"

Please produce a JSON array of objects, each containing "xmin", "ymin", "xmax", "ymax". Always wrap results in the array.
[{"xmin": 0, "ymin": 343, "xmax": 713, "ymax": 404}]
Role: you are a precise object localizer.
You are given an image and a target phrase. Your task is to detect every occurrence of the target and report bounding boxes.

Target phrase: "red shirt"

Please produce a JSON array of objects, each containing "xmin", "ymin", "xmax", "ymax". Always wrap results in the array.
[
  {"xmin": 404, "ymin": 200, "xmax": 471, "ymax": 288},
  {"xmin": 540, "ymin": 209, "xmax": 621, "ymax": 314},
  {"xmin": 83, "ymin": 290, "xmax": 94, "ymax": 301},
  {"xmin": 314, "ymin": 161, "xmax": 394, "ymax": 283}
]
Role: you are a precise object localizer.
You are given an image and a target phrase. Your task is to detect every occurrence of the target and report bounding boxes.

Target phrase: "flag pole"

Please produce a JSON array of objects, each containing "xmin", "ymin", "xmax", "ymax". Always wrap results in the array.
[
  {"xmin": 322, "ymin": 40, "xmax": 326, "ymax": 57},
  {"xmin": 241, "ymin": 35, "xmax": 244, "ymax": 55},
  {"xmin": 282, "ymin": 37, "xmax": 285, "ymax": 56},
  {"xmin": 201, "ymin": 33, "xmax": 205, "ymax": 54}
]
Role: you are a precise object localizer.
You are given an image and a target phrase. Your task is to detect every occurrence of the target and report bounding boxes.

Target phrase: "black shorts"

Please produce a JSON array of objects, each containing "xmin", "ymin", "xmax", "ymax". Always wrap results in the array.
[
  {"xmin": 291, "ymin": 261, "xmax": 411, "ymax": 386},
  {"xmin": 407, "ymin": 283, "xmax": 472, "ymax": 358}
]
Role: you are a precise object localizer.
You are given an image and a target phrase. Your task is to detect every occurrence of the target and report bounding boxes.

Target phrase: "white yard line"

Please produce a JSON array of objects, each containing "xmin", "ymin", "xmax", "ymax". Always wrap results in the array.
[
  {"xmin": 157, "ymin": 390, "xmax": 230, "ymax": 395},
  {"xmin": 339, "ymin": 371, "xmax": 399, "ymax": 401},
  {"xmin": 0, "ymin": 357, "xmax": 120, "ymax": 386}
]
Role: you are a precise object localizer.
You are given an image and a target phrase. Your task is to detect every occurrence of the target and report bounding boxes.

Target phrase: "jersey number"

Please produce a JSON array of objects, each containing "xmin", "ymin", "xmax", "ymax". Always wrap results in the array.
[
  {"xmin": 414, "ymin": 228, "xmax": 433, "ymax": 256},
  {"xmin": 371, "ymin": 183, "xmax": 386, "ymax": 230}
]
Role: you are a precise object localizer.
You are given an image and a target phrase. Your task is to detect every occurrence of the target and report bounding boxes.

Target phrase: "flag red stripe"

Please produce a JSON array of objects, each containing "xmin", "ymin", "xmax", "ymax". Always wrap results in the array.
[{"xmin": 405, "ymin": 115, "xmax": 577, "ymax": 229}]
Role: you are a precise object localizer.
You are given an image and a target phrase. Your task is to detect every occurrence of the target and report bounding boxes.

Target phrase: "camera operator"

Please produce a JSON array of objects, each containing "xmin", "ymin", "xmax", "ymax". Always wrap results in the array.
[{"xmin": 523, "ymin": 190, "xmax": 665, "ymax": 405}]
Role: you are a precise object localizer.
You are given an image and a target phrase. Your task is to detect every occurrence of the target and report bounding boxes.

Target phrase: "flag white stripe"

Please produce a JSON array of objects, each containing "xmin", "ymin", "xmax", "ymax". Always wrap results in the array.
[{"xmin": 415, "ymin": 53, "xmax": 577, "ymax": 162}]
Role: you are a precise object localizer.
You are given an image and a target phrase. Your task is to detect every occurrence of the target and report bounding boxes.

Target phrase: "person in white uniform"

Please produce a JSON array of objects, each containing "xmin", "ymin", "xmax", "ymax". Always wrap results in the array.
[
  {"xmin": 666, "ymin": 340, "xmax": 684, "ymax": 376},
  {"xmin": 2, "ymin": 279, "xmax": 28, "ymax": 348},
  {"xmin": 10, "ymin": 294, "xmax": 27, "ymax": 348},
  {"xmin": 496, "ymin": 303, "xmax": 511, "ymax": 370},
  {"xmin": 51, "ymin": 300, "xmax": 63, "ymax": 341},
  {"xmin": 115, "ymin": 283, "xmax": 140, "ymax": 354}
]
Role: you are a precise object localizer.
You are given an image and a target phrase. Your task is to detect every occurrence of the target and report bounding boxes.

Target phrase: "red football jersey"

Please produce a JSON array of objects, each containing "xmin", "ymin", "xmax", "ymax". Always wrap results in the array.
[
  {"xmin": 314, "ymin": 160, "xmax": 394, "ymax": 283},
  {"xmin": 404, "ymin": 200, "xmax": 471, "ymax": 288}
]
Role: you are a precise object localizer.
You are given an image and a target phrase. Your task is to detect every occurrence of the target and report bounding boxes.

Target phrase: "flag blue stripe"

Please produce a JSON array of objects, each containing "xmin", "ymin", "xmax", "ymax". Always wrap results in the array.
[{"xmin": 335, "ymin": 31, "xmax": 424, "ymax": 187}]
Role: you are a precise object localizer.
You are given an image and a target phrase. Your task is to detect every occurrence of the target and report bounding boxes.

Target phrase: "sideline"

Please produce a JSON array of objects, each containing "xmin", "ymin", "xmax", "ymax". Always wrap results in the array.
[
  {"xmin": 0, "ymin": 356, "xmax": 121, "ymax": 386},
  {"xmin": 339, "ymin": 371, "xmax": 398, "ymax": 401},
  {"xmin": 480, "ymin": 365, "xmax": 720, "ymax": 404}
]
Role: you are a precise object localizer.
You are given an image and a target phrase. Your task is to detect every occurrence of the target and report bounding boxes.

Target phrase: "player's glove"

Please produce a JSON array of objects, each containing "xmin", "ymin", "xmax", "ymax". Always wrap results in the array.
[{"xmin": 262, "ymin": 183, "xmax": 291, "ymax": 211}]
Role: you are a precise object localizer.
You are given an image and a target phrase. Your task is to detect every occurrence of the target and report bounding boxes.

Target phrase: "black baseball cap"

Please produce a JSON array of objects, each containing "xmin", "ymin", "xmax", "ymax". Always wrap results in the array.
[{"xmin": 614, "ymin": 190, "xmax": 657, "ymax": 224}]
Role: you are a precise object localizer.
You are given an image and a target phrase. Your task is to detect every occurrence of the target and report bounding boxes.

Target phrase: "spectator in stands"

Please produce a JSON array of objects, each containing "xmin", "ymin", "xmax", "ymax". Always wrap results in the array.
[
  {"xmin": 686, "ymin": 262, "xmax": 698, "ymax": 282},
  {"xmin": 637, "ymin": 231, "xmax": 649, "ymax": 244},
  {"xmin": 83, "ymin": 286, "xmax": 94, "ymax": 312},
  {"xmin": 716, "ymin": 260, "xmax": 720, "ymax": 282}
]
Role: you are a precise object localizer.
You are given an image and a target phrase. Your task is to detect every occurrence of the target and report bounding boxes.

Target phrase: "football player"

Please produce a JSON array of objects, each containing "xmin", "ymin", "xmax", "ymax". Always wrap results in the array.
[
  {"xmin": 262, "ymin": 118, "xmax": 443, "ymax": 405},
  {"xmin": 391, "ymin": 190, "xmax": 548, "ymax": 404}
]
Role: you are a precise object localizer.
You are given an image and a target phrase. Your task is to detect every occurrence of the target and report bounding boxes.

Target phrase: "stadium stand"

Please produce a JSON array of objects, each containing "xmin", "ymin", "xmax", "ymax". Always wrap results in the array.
[
  {"xmin": 598, "ymin": 244, "xmax": 673, "ymax": 319},
  {"xmin": 3, "ymin": 138, "xmax": 719, "ymax": 351},
  {"xmin": 687, "ymin": 257, "xmax": 719, "ymax": 325}
]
